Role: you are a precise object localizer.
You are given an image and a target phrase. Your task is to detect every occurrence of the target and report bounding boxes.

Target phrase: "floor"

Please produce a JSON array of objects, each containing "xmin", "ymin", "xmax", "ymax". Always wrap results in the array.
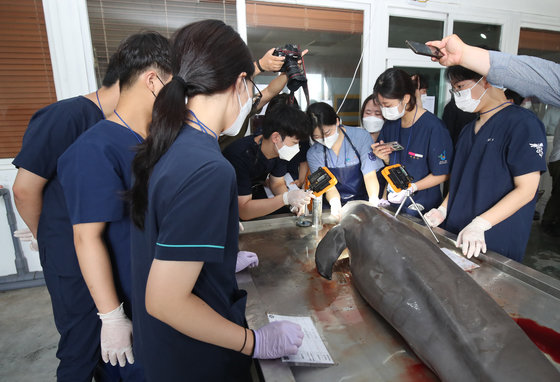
[{"xmin": 0, "ymin": 223, "xmax": 558, "ymax": 382}]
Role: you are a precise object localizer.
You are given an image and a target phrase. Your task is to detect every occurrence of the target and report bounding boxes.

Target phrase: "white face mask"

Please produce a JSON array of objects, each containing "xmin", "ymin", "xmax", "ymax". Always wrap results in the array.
[
  {"xmin": 382, "ymin": 101, "xmax": 406, "ymax": 120},
  {"xmin": 315, "ymin": 126, "xmax": 339, "ymax": 149},
  {"xmin": 453, "ymin": 77, "xmax": 487, "ymax": 113},
  {"xmin": 362, "ymin": 116, "xmax": 384, "ymax": 133},
  {"xmin": 221, "ymin": 79, "xmax": 252, "ymax": 136},
  {"xmin": 276, "ymin": 140, "xmax": 300, "ymax": 161}
]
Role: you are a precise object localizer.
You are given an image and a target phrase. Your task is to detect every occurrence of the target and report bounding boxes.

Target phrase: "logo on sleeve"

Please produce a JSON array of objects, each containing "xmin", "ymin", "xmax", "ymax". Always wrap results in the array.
[
  {"xmin": 529, "ymin": 143, "xmax": 544, "ymax": 158},
  {"xmin": 438, "ymin": 150, "xmax": 448, "ymax": 165}
]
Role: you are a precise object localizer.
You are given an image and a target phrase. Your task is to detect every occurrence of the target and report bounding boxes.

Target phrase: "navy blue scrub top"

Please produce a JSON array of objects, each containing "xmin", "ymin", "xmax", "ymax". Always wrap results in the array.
[
  {"xmin": 287, "ymin": 140, "xmax": 310, "ymax": 181},
  {"xmin": 12, "ymin": 96, "xmax": 103, "ymax": 275},
  {"xmin": 379, "ymin": 111, "xmax": 453, "ymax": 213},
  {"xmin": 131, "ymin": 126, "xmax": 251, "ymax": 382},
  {"xmin": 223, "ymin": 135, "xmax": 287, "ymax": 196},
  {"xmin": 445, "ymin": 105, "xmax": 547, "ymax": 262},
  {"xmin": 57, "ymin": 120, "xmax": 143, "ymax": 311}
]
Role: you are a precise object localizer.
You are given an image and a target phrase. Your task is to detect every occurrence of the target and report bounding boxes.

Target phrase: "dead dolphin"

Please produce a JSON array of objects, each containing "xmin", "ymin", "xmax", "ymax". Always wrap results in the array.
[{"xmin": 315, "ymin": 202, "xmax": 559, "ymax": 382}]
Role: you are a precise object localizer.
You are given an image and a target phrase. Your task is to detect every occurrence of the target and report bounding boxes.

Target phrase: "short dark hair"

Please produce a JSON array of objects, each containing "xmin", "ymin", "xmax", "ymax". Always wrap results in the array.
[
  {"xmin": 306, "ymin": 102, "xmax": 338, "ymax": 130},
  {"xmin": 262, "ymin": 103, "xmax": 310, "ymax": 141},
  {"xmin": 116, "ymin": 31, "xmax": 172, "ymax": 90},
  {"xmin": 102, "ymin": 51, "xmax": 121, "ymax": 87},
  {"xmin": 266, "ymin": 93, "xmax": 300, "ymax": 112},
  {"xmin": 373, "ymin": 68, "xmax": 417, "ymax": 112},
  {"xmin": 446, "ymin": 65, "xmax": 482, "ymax": 85},
  {"xmin": 412, "ymin": 73, "xmax": 429, "ymax": 90},
  {"xmin": 505, "ymin": 89, "xmax": 523, "ymax": 105}
]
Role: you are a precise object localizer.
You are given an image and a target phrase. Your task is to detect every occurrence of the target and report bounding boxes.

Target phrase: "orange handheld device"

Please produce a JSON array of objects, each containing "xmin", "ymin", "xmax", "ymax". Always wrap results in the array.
[
  {"xmin": 307, "ymin": 167, "xmax": 337, "ymax": 197},
  {"xmin": 381, "ymin": 164, "xmax": 414, "ymax": 193}
]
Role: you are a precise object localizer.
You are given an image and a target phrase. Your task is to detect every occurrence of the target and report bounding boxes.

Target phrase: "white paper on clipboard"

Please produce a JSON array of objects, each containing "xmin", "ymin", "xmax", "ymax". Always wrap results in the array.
[{"xmin": 267, "ymin": 313, "xmax": 334, "ymax": 366}]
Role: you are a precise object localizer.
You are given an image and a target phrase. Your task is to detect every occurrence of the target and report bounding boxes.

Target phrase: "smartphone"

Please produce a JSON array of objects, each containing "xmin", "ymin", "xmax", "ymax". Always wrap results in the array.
[
  {"xmin": 405, "ymin": 40, "xmax": 442, "ymax": 58},
  {"xmin": 381, "ymin": 141, "xmax": 404, "ymax": 151}
]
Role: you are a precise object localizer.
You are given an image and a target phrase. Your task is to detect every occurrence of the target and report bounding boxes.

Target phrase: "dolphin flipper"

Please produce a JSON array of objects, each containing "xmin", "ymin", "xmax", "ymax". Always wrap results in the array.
[{"xmin": 315, "ymin": 224, "xmax": 347, "ymax": 280}]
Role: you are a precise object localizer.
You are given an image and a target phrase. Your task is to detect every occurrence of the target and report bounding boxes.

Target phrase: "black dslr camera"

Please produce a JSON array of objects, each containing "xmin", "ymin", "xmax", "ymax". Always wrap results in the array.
[{"xmin": 272, "ymin": 44, "xmax": 309, "ymax": 104}]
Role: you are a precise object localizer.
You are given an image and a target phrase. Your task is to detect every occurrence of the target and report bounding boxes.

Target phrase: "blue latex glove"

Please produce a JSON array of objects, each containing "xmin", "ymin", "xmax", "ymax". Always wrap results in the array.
[
  {"xmin": 253, "ymin": 321, "xmax": 304, "ymax": 359},
  {"xmin": 235, "ymin": 251, "xmax": 259, "ymax": 273}
]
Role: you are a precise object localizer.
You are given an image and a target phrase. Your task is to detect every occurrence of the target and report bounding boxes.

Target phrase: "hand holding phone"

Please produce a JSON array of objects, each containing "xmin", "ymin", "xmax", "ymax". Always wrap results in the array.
[
  {"xmin": 380, "ymin": 141, "xmax": 404, "ymax": 151},
  {"xmin": 405, "ymin": 40, "xmax": 443, "ymax": 59}
]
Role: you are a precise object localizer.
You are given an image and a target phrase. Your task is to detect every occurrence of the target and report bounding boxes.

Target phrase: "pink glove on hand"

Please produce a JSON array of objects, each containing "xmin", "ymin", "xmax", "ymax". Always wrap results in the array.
[
  {"xmin": 253, "ymin": 320, "xmax": 304, "ymax": 359},
  {"xmin": 235, "ymin": 251, "xmax": 259, "ymax": 272}
]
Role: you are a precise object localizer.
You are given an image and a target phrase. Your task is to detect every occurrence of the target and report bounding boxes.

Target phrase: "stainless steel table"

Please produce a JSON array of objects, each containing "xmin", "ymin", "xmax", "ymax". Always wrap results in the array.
[{"xmin": 237, "ymin": 212, "xmax": 560, "ymax": 382}]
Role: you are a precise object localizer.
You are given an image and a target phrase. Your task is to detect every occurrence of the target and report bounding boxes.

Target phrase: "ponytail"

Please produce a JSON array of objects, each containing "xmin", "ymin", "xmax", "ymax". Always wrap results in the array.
[{"xmin": 128, "ymin": 78, "xmax": 189, "ymax": 229}]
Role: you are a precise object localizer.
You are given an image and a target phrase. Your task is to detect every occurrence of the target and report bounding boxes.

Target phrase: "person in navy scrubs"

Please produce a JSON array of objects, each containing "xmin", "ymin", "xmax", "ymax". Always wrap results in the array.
[
  {"xmin": 11, "ymin": 46, "xmax": 124, "ymax": 382},
  {"xmin": 372, "ymin": 68, "xmax": 453, "ymax": 217},
  {"xmin": 127, "ymin": 20, "xmax": 303, "ymax": 382},
  {"xmin": 223, "ymin": 101, "xmax": 312, "ymax": 220},
  {"xmin": 425, "ymin": 65, "xmax": 546, "ymax": 262},
  {"xmin": 306, "ymin": 102, "xmax": 386, "ymax": 221},
  {"xmin": 57, "ymin": 32, "xmax": 172, "ymax": 381}
]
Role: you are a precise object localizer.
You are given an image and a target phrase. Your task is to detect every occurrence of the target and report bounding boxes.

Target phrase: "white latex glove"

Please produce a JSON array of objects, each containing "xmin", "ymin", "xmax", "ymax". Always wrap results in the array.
[
  {"xmin": 236, "ymin": 251, "xmax": 259, "ymax": 272},
  {"xmin": 98, "ymin": 303, "xmax": 134, "ymax": 367},
  {"xmin": 456, "ymin": 216, "xmax": 492, "ymax": 259},
  {"xmin": 369, "ymin": 196, "xmax": 390, "ymax": 208},
  {"xmin": 283, "ymin": 189, "xmax": 312, "ymax": 210},
  {"xmin": 329, "ymin": 197, "xmax": 342, "ymax": 221},
  {"xmin": 388, "ymin": 183, "xmax": 417, "ymax": 204},
  {"xmin": 425, "ymin": 206, "xmax": 447, "ymax": 227},
  {"xmin": 13, "ymin": 228, "xmax": 39, "ymax": 251}
]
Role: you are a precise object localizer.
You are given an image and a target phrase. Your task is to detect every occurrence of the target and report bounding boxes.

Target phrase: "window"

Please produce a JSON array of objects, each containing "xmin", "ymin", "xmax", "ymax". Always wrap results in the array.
[
  {"xmin": 246, "ymin": 1, "xmax": 363, "ymax": 124},
  {"xmin": 388, "ymin": 16, "xmax": 444, "ymax": 49},
  {"xmin": 453, "ymin": 21, "xmax": 501, "ymax": 50},
  {"xmin": 0, "ymin": 0, "xmax": 57, "ymax": 158},
  {"xmin": 87, "ymin": 0, "xmax": 237, "ymax": 87}
]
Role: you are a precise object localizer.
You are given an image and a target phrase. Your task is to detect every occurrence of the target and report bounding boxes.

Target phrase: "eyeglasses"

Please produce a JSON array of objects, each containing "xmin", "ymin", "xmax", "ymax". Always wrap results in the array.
[
  {"xmin": 247, "ymin": 77, "xmax": 263, "ymax": 110},
  {"xmin": 449, "ymin": 77, "xmax": 483, "ymax": 96}
]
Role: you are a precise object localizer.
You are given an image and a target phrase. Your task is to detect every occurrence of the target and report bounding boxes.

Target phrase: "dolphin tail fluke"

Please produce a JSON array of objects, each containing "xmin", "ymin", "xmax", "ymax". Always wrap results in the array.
[{"xmin": 315, "ymin": 225, "xmax": 347, "ymax": 280}]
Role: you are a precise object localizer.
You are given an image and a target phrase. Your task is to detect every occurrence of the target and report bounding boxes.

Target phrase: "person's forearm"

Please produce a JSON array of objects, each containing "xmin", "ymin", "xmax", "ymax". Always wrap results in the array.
[
  {"xmin": 440, "ymin": 193, "xmax": 449, "ymax": 209},
  {"xmin": 479, "ymin": 173, "xmax": 540, "ymax": 226},
  {"xmin": 363, "ymin": 171, "xmax": 380, "ymax": 199},
  {"xmin": 239, "ymin": 196, "xmax": 286, "ymax": 221},
  {"xmin": 147, "ymin": 278, "xmax": 254, "ymax": 356},
  {"xmin": 13, "ymin": 193, "xmax": 42, "ymax": 238},
  {"xmin": 12, "ymin": 170, "xmax": 47, "ymax": 237},
  {"xmin": 414, "ymin": 174, "xmax": 449, "ymax": 191},
  {"xmin": 459, "ymin": 45, "xmax": 491, "ymax": 77},
  {"xmin": 325, "ymin": 188, "xmax": 340, "ymax": 203},
  {"xmin": 297, "ymin": 162, "xmax": 309, "ymax": 187},
  {"xmin": 258, "ymin": 74, "xmax": 288, "ymax": 109},
  {"xmin": 269, "ymin": 180, "xmax": 288, "ymax": 196},
  {"xmin": 73, "ymin": 230, "xmax": 120, "ymax": 313}
]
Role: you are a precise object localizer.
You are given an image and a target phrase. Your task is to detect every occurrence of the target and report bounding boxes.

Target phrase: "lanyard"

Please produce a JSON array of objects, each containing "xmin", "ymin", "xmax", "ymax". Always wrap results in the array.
[
  {"xmin": 113, "ymin": 110, "xmax": 143, "ymax": 144},
  {"xmin": 187, "ymin": 110, "xmax": 218, "ymax": 140},
  {"xmin": 96, "ymin": 90, "xmax": 106, "ymax": 119}
]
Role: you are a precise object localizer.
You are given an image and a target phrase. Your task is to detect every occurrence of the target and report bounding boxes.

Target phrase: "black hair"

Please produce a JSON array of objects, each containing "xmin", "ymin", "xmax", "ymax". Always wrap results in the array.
[
  {"xmin": 373, "ymin": 68, "xmax": 417, "ymax": 112},
  {"xmin": 116, "ymin": 31, "xmax": 172, "ymax": 90},
  {"xmin": 505, "ymin": 89, "xmax": 523, "ymax": 105},
  {"xmin": 360, "ymin": 94, "xmax": 376, "ymax": 123},
  {"xmin": 446, "ymin": 65, "xmax": 483, "ymax": 85},
  {"xmin": 412, "ymin": 73, "xmax": 429, "ymax": 91},
  {"xmin": 266, "ymin": 93, "xmax": 300, "ymax": 112},
  {"xmin": 129, "ymin": 20, "xmax": 254, "ymax": 229},
  {"xmin": 262, "ymin": 103, "xmax": 310, "ymax": 141},
  {"xmin": 306, "ymin": 102, "xmax": 338, "ymax": 130},
  {"xmin": 102, "ymin": 51, "xmax": 121, "ymax": 87}
]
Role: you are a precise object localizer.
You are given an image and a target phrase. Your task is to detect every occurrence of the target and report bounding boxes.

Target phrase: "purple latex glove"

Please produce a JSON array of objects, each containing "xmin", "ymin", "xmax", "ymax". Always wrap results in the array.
[
  {"xmin": 235, "ymin": 251, "xmax": 259, "ymax": 273},
  {"xmin": 253, "ymin": 320, "xmax": 304, "ymax": 359}
]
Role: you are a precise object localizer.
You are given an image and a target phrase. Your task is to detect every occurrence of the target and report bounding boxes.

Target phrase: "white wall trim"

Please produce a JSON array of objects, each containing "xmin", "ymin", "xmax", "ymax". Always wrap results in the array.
[{"xmin": 42, "ymin": 0, "xmax": 97, "ymax": 100}]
